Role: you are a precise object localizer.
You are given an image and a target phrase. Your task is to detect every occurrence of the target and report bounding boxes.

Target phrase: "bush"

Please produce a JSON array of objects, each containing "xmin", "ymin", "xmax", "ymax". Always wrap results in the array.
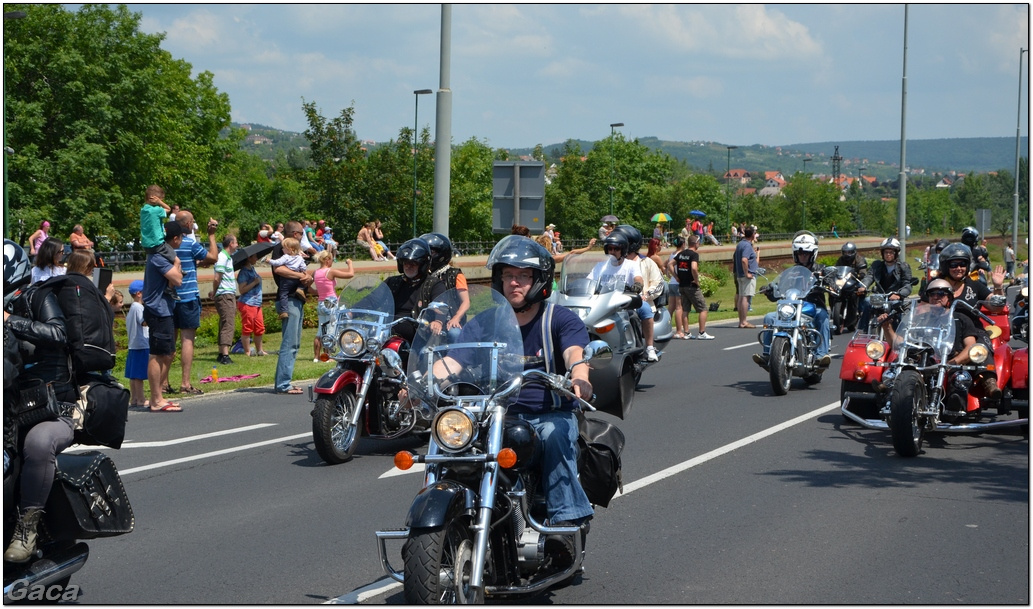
[{"xmin": 699, "ymin": 261, "xmax": 731, "ymax": 286}]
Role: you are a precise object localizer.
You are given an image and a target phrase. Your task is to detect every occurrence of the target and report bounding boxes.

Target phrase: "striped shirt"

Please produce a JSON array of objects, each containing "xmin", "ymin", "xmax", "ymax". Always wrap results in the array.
[{"xmin": 175, "ymin": 234, "xmax": 210, "ymax": 299}]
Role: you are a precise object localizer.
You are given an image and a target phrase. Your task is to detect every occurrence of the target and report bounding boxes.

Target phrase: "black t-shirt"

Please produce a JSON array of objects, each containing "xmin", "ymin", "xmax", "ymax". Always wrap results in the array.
[
  {"xmin": 385, "ymin": 274, "xmax": 446, "ymax": 343},
  {"xmin": 953, "ymin": 278, "xmax": 993, "ymax": 327},
  {"xmin": 951, "ymin": 312, "xmax": 981, "ymax": 358},
  {"xmin": 673, "ymin": 249, "xmax": 698, "ymax": 287}
]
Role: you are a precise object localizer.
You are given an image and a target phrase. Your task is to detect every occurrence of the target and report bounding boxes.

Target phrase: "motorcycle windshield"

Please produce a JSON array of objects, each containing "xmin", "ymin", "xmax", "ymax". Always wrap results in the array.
[
  {"xmin": 894, "ymin": 302, "xmax": 955, "ymax": 362},
  {"xmin": 559, "ymin": 252, "xmax": 627, "ymax": 296},
  {"xmin": 323, "ymin": 274, "xmax": 397, "ymax": 351},
  {"xmin": 407, "ymin": 285, "xmax": 524, "ymax": 397},
  {"xmin": 773, "ymin": 266, "xmax": 816, "ymax": 300}
]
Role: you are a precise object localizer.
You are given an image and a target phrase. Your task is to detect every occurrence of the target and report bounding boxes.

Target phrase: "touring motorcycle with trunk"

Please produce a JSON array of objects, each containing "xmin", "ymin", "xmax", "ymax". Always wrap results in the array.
[
  {"xmin": 309, "ymin": 274, "xmax": 437, "ymax": 464},
  {"xmin": 375, "ymin": 287, "xmax": 618, "ymax": 603}
]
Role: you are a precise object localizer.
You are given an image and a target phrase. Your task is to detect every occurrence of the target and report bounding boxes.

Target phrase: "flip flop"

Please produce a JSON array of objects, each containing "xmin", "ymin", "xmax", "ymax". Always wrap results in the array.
[
  {"xmin": 276, "ymin": 386, "xmax": 304, "ymax": 395},
  {"xmin": 151, "ymin": 402, "xmax": 182, "ymax": 412},
  {"xmin": 740, "ymin": 322, "xmax": 757, "ymax": 329}
]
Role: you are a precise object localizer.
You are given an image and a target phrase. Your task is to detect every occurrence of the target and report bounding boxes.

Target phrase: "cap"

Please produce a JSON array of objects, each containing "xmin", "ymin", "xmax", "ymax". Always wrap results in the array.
[
  {"xmin": 42, "ymin": 221, "xmax": 50, "ymax": 227},
  {"xmin": 128, "ymin": 279, "xmax": 145, "ymax": 295},
  {"xmin": 164, "ymin": 220, "xmax": 183, "ymax": 239}
]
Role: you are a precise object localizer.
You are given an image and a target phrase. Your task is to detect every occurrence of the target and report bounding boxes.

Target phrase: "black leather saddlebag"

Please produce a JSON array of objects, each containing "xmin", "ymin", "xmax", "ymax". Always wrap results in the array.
[
  {"xmin": 577, "ymin": 414, "xmax": 625, "ymax": 508},
  {"xmin": 45, "ymin": 451, "xmax": 134, "ymax": 540}
]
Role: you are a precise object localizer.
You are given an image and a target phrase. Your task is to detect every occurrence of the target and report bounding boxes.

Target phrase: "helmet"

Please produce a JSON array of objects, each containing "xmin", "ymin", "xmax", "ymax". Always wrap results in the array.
[
  {"xmin": 601, "ymin": 231, "xmax": 630, "ymax": 260},
  {"xmin": 791, "ymin": 231, "xmax": 819, "ymax": 266},
  {"xmin": 879, "ymin": 237, "xmax": 901, "ymax": 253},
  {"xmin": 612, "ymin": 225, "xmax": 642, "ymax": 253},
  {"xmin": 419, "ymin": 232, "xmax": 453, "ymax": 271},
  {"xmin": 934, "ymin": 238, "xmax": 950, "ymax": 253},
  {"xmin": 938, "ymin": 243, "xmax": 972, "ymax": 277},
  {"xmin": 486, "ymin": 235, "xmax": 555, "ymax": 307},
  {"xmin": 925, "ymin": 278, "xmax": 954, "ymax": 302},
  {"xmin": 395, "ymin": 238, "xmax": 432, "ymax": 277},
  {"xmin": 961, "ymin": 226, "xmax": 980, "ymax": 248},
  {"xmin": 841, "ymin": 242, "xmax": 857, "ymax": 257},
  {"xmin": 4, "ymin": 239, "xmax": 31, "ymax": 297}
]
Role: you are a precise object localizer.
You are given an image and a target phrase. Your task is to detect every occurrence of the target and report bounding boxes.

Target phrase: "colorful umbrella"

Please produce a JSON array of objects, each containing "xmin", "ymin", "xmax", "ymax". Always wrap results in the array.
[
  {"xmin": 688, "ymin": 210, "xmax": 707, "ymax": 217},
  {"xmin": 651, "ymin": 213, "xmax": 672, "ymax": 223}
]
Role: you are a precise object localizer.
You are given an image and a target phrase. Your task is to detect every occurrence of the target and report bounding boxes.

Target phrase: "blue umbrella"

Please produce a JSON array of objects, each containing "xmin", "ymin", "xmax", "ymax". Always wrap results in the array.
[{"xmin": 689, "ymin": 210, "xmax": 707, "ymax": 217}]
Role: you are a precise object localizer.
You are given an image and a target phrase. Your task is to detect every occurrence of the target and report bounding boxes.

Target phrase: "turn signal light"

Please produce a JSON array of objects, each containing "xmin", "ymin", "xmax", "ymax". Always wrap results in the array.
[
  {"xmin": 394, "ymin": 451, "xmax": 414, "ymax": 470},
  {"xmin": 319, "ymin": 353, "xmax": 330, "ymax": 362},
  {"xmin": 853, "ymin": 364, "xmax": 867, "ymax": 381},
  {"xmin": 594, "ymin": 322, "xmax": 615, "ymax": 334},
  {"xmin": 497, "ymin": 448, "xmax": 517, "ymax": 469}
]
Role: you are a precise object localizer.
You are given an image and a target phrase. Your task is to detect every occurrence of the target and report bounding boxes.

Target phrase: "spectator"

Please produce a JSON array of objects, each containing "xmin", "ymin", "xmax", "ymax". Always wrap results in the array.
[
  {"xmin": 140, "ymin": 185, "xmax": 179, "ymax": 302},
  {"xmin": 734, "ymin": 225, "xmax": 758, "ymax": 328},
  {"xmin": 356, "ymin": 222, "xmax": 383, "ymax": 260},
  {"xmin": 296, "ymin": 221, "xmax": 318, "ymax": 257},
  {"xmin": 108, "ymin": 289, "xmax": 124, "ymax": 315},
  {"xmin": 303, "ymin": 220, "xmax": 324, "ymax": 254},
  {"xmin": 211, "ymin": 234, "xmax": 239, "ymax": 365},
  {"xmin": 124, "ymin": 280, "xmax": 149, "ymax": 408},
  {"xmin": 271, "ymin": 222, "xmax": 285, "ymax": 243},
  {"xmin": 316, "ymin": 220, "xmax": 339, "ymax": 259},
  {"xmin": 511, "ymin": 225, "xmax": 531, "ymax": 237},
  {"xmin": 535, "ymin": 233, "xmax": 553, "ymax": 252},
  {"xmin": 730, "ymin": 223, "xmax": 739, "ymax": 242},
  {"xmin": 372, "ymin": 220, "xmax": 394, "ymax": 260},
  {"xmin": 168, "ymin": 204, "xmax": 180, "ymax": 222},
  {"xmin": 267, "ymin": 237, "xmax": 308, "ymax": 319},
  {"xmin": 273, "ymin": 221, "xmax": 314, "ymax": 395},
  {"xmin": 68, "ymin": 225, "xmax": 94, "ymax": 251},
  {"xmin": 543, "ymin": 223, "xmax": 556, "ymax": 247},
  {"xmin": 235, "ymin": 250, "xmax": 269, "ymax": 357},
  {"xmin": 165, "ymin": 210, "xmax": 219, "ymax": 396},
  {"xmin": 598, "ymin": 219, "xmax": 616, "ymax": 240},
  {"xmin": 30, "ymin": 237, "xmax": 66, "ymax": 284},
  {"xmin": 27, "ymin": 221, "xmax": 50, "ymax": 257},
  {"xmin": 143, "ymin": 221, "xmax": 184, "ymax": 412},
  {"xmin": 675, "ymin": 234, "xmax": 713, "ymax": 339},
  {"xmin": 1004, "ymin": 242, "xmax": 1016, "ymax": 278},
  {"xmin": 665, "ymin": 236, "xmax": 687, "ymax": 339},
  {"xmin": 311, "ymin": 251, "xmax": 355, "ymax": 361},
  {"xmin": 703, "ymin": 221, "xmax": 720, "ymax": 246},
  {"xmin": 679, "ymin": 220, "xmax": 691, "ymax": 242},
  {"xmin": 831, "ymin": 222, "xmax": 839, "ymax": 238},
  {"xmin": 256, "ymin": 223, "xmax": 273, "ymax": 243}
]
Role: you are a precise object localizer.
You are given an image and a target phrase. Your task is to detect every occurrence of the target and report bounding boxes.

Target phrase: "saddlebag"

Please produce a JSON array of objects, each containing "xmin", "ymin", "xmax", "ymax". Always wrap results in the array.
[
  {"xmin": 576, "ymin": 414, "xmax": 625, "ymax": 508},
  {"xmin": 45, "ymin": 451, "xmax": 134, "ymax": 540},
  {"xmin": 73, "ymin": 376, "xmax": 130, "ymax": 449}
]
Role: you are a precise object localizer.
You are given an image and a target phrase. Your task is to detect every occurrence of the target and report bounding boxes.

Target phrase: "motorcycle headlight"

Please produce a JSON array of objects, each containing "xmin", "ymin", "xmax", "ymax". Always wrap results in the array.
[
  {"xmin": 929, "ymin": 270, "xmax": 938, "ymax": 278},
  {"xmin": 433, "ymin": 408, "xmax": 475, "ymax": 451},
  {"xmin": 338, "ymin": 329, "xmax": 365, "ymax": 356},
  {"xmin": 967, "ymin": 343, "xmax": 989, "ymax": 364},
  {"xmin": 866, "ymin": 341, "xmax": 886, "ymax": 361},
  {"xmin": 778, "ymin": 304, "xmax": 796, "ymax": 320},
  {"xmin": 320, "ymin": 333, "xmax": 336, "ymax": 350}
]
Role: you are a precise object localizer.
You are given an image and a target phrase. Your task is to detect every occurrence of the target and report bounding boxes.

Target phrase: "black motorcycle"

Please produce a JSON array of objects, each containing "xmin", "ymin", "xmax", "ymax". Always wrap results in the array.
[{"xmin": 828, "ymin": 265, "xmax": 863, "ymax": 335}]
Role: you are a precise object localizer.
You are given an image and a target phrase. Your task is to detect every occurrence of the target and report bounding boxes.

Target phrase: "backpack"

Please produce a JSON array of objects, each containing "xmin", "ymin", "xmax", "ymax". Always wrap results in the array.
[{"xmin": 32, "ymin": 274, "xmax": 116, "ymax": 374}]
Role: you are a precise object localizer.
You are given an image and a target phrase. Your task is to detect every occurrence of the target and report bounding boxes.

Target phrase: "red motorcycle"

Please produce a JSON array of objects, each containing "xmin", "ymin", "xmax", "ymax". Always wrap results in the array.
[{"xmin": 1003, "ymin": 281, "xmax": 1028, "ymax": 420}]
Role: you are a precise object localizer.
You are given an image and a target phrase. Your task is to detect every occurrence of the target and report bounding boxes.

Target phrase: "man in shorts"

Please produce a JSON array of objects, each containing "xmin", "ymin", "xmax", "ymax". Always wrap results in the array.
[
  {"xmin": 143, "ymin": 221, "xmax": 184, "ymax": 412},
  {"xmin": 166, "ymin": 210, "xmax": 219, "ymax": 395},
  {"xmin": 674, "ymin": 235, "xmax": 713, "ymax": 339},
  {"xmin": 734, "ymin": 225, "xmax": 758, "ymax": 328}
]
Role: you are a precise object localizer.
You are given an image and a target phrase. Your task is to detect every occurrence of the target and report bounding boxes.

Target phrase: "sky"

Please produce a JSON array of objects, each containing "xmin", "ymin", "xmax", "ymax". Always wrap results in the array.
[{"xmin": 110, "ymin": 3, "xmax": 1030, "ymax": 149}]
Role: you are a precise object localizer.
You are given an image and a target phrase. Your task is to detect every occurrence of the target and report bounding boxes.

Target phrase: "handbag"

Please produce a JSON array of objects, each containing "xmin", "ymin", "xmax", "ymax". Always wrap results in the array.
[
  {"xmin": 14, "ymin": 378, "xmax": 63, "ymax": 427},
  {"xmin": 74, "ymin": 376, "xmax": 130, "ymax": 449}
]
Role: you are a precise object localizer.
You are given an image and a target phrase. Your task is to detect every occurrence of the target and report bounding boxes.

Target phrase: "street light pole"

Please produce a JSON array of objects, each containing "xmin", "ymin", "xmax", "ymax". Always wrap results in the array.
[
  {"xmin": 1013, "ymin": 48, "xmax": 1027, "ymax": 260},
  {"xmin": 412, "ymin": 89, "xmax": 432, "ymax": 238},
  {"xmin": 609, "ymin": 122, "xmax": 623, "ymax": 216},
  {"xmin": 726, "ymin": 145, "xmax": 737, "ymax": 235},
  {"xmin": 4, "ymin": 10, "xmax": 27, "ymax": 240}
]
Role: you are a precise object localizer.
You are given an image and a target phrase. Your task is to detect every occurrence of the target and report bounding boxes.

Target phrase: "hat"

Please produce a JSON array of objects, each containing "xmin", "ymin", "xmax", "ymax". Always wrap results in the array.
[
  {"xmin": 42, "ymin": 221, "xmax": 50, "ymax": 228},
  {"xmin": 128, "ymin": 279, "xmax": 145, "ymax": 295},
  {"xmin": 546, "ymin": 224, "xmax": 556, "ymax": 230},
  {"xmin": 164, "ymin": 220, "xmax": 183, "ymax": 240}
]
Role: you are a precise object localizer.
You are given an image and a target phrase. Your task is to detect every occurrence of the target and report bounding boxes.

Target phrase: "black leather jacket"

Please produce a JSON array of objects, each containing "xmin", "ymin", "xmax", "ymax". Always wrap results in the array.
[
  {"xmin": 5, "ymin": 287, "xmax": 75, "ymax": 400},
  {"xmin": 834, "ymin": 254, "xmax": 868, "ymax": 281},
  {"xmin": 862, "ymin": 259, "xmax": 913, "ymax": 298}
]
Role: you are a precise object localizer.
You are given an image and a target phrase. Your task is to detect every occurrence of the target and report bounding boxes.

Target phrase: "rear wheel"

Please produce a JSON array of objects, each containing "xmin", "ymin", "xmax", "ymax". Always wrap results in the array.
[
  {"xmin": 769, "ymin": 336, "xmax": 793, "ymax": 395},
  {"xmin": 889, "ymin": 370, "xmax": 925, "ymax": 457},
  {"xmin": 402, "ymin": 520, "xmax": 483, "ymax": 604},
  {"xmin": 311, "ymin": 390, "xmax": 360, "ymax": 464}
]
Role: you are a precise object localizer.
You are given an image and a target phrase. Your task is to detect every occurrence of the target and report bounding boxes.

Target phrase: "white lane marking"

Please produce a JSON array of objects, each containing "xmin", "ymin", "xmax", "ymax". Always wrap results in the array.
[
  {"xmin": 616, "ymin": 401, "xmax": 840, "ymax": 497},
  {"xmin": 723, "ymin": 341, "xmax": 758, "ymax": 351},
  {"xmin": 343, "ymin": 401, "xmax": 840, "ymax": 603},
  {"xmin": 118, "ymin": 433, "xmax": 310, "ymax": 475},
  {"xmin": 64, "ymin": 424, "xmax": 278, "ymax": 452},
  {"xmin": 379, "ymin": 463, "xmax": 426, "ymax": 479}
]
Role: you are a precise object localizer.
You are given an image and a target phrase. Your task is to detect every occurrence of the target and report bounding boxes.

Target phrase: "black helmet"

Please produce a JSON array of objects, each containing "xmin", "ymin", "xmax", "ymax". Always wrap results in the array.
[
  {"xmin": 961, "ymin": 226, "xmax": 979, "ymax": 248},
  {"xmin": 4, "ymin": 239, "xmax": 31, "ymax": 298},
  {"xmin": 601, "ymin": 231, "xmax": 630, "ymax": 260},
  {"xmin": 935, "ymin": 238, "xmax": 950, "ymax": 253},
  {"xmin": 419, "ymin": 232, "xmax": 452, "ymax": 271},
  {"xmin": 841, "ymin": 242, "xmax": 857, "ymax": 257},
  {"xmin": 612, "ymin": 224, "xmax": 642, "ymax": 253},
  {"xmin": 395, "ymin": 238, "xmax": 432, "ymax": 277},
  {"xmin": 938, "ymin": 243, "xmax": 972, "ymax": 277},
  {"xmin": 486, "ymin": 235, "xmax": 554, "ymax": 306}
]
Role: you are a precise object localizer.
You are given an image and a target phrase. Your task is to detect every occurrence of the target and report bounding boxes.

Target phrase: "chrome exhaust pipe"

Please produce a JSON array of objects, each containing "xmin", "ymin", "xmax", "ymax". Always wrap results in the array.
[
  {"xmin": 3, "ymin": 543, "xmax": 89, "ymax": 599},
  {"xmin": 841, "ymin": 397, "xmax": 889, "ymax": 430}
]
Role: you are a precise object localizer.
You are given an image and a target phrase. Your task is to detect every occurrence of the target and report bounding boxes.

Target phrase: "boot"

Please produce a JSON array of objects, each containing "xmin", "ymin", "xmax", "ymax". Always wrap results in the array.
[
  {"xmin": 4, "ymin": 508, "xmax": 43, "ymax": 563},
  {"xmin": 980, "ymin": 376, "xmax": 1002, "ymax": 400},
  {"xmin": 817, "ymin": 354, "xmax": 832, "ymax": 368},
  {"xmin": 752, "ymin": 353, "xmax": 769, "ymax": 370}
]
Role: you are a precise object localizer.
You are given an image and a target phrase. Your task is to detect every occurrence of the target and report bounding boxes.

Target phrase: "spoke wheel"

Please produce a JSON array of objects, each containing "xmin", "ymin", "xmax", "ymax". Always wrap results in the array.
[
  {"xmin": 889, "ymin": 370, "xmax": 925, "ymax": 457},
  {"xmin": 311, "ymin": 390, "xmax": 360, "ymax": 464},
  {"xmin": 403, "ymin": 520, "xmax": 483, "ymax": 604},
  {"xmin": 769, "ymin": 336, "xmax": 793, "ymax": 395}
]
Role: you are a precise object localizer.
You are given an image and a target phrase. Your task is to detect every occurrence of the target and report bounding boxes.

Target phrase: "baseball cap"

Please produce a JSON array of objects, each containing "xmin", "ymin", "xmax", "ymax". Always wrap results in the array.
[
  {"xmin": 128, "ymin": 279, "xmax": 145, "ymax": 295},
  {"xmin": 164, "ymin": 220, "xmax": 183, "ymax": 240}
]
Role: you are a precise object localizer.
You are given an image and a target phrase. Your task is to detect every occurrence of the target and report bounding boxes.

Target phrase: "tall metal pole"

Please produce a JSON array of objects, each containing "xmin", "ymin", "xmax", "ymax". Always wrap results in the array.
[
  {"xmin": 412, "ymin": 89, "xmax": 432, "ymax": 238},
  {"xmin": 1013, "ymin": 48, "xmax": 1027, "ymax": 259},
  {"xmin": 897, "ymin": 5, "xmax": 909, "ymax": 258},
  {"xmin": 725, "ymin": 146, "xmax": 737, "ymax": 234},
  {"xmin": 432, "ymin": 4, "xmax": 452, "ymax": 237},
  {"xmin": 609, "ymin": 122, "xmax": 623, "ymax": 216}
]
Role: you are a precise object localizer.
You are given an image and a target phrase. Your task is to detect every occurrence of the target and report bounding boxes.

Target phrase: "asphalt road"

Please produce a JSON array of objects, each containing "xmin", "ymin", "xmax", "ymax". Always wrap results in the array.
[{"xmin": 71, "ymin": 317, "xmax": 1029, "ymax": 604}]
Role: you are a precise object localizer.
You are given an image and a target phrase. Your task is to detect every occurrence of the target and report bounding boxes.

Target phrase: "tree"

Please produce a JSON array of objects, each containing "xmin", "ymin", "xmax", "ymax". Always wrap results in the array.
[{"xmin": 5, "ymin": 4, "xmax": 237, "ymax": 246}]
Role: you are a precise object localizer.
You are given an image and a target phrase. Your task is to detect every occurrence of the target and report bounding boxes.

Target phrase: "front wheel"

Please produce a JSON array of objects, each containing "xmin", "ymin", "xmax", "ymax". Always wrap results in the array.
[
  {"xmin": 402, "ymin": 520, "xmax": 483, "ymax": 604},
  {"xmin": 311, "ymin": 390, "xmax": 360, "ymax": 464},
  {"xmin": 888, "ymin": 370, "xmax": 926, "ymax": 457},
  {"xmin": 769, "ymin": 336, "xmax": 793, "ymax": 395}
]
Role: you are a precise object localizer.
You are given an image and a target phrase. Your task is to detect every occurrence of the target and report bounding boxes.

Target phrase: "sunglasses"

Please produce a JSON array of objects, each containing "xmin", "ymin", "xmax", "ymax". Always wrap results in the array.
[
  {"xmin": 927, "ymin": 289, "xmax": 951, "ymax": 298},
  {"xmin": 948, "ymin": 261, "xmax": 968, "ymax": 269}
]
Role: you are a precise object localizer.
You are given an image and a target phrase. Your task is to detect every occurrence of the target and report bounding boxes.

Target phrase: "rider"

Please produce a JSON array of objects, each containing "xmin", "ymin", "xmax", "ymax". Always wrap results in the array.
[
  {"xmin": 419, "ymin": 232, "xmax": 470, "ymax": 337},
  {"xmin": 833, "ymin": 242, "xmax": 868, "ymax": 333},
  {"xmin": 384, "ymin": 238, "xmax": 446, "ymax": 343},
  {"xmin": 589, "ymin": 229, "xmax": 658, "ymax": 362},
  {"xmin": 961, "ymin": 226, "xmax": 991, "ymax": 278},
  {"xmin": 751, "ymin": 231, "xmax": 833, "ymax": 369},
  {"xmin": 434, "ymin": 235, "xmax": 594, "ymax": 555},
  {"xmin": 856, "ymin": 237, "xmax": 912, "ymax": 330}
]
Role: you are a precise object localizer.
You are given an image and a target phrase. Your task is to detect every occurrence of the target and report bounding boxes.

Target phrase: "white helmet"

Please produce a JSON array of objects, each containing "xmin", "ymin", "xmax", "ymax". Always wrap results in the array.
[
  {"xmin": 879, "ymin": 237, "xmax": 901, "ymax": 253},
  {"xmin": 791, "ymin": 231, "xmax": 819, "ymax": 266}
]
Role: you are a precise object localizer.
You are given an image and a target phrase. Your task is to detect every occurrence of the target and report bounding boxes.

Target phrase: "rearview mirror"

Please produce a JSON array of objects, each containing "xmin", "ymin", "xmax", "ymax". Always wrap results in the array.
[{"xmin": 583, "ymin": 340, "xmax": 613, "ymax": 365}]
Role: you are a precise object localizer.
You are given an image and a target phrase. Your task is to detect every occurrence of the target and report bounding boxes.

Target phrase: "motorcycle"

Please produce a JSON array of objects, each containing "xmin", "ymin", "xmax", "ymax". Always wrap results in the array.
[
  {"xmin": 375, "ymin": 286, "xmax": 614, "ymax": 603},
  {"xmin": 828, "ymin": 266, "xmax": 863, "ymax": 335},
  {"xmin": 1003, "ymin": 280, "xmax": 1028, "ymax": 420},
  {"xmin": 757, "ymin": 265, "xmax": 832, "ymax": 395},
  {"xmin": 549, "ymin": 251, "xmax": 672, "ymax": 418},
  {"xmin": 841, "ymin": 299, "xmax": 1028, "ymax": 457},
  {"xmin": 309, "ymin": 274, "xmax": 436, "ymax": 464},
  {"xmin": 916, "ymin": 252, "xmax": 940, "ymax": 296}
]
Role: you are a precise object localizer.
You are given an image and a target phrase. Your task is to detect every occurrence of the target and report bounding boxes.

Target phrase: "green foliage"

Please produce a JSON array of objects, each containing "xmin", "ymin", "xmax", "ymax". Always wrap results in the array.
[
  {"xmin": 698, "ymin": 275, "xmax": 720, "ymax": 298},
  {"xmin": 699, "ymin": 261, "xmax": 731, "ymax": 286}
]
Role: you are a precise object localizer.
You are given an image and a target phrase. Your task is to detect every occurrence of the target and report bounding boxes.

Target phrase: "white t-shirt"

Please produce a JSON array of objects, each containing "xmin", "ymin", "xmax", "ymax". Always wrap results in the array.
[
  {"xmin": 214, "ymin": 250, "xmax": 237, "ymax": 296},
  {"xmin": 30, "ymin": 265, "xmax": 66, "ymax": 284},
  {"xmin": 126, "ymin": 301, "xmax": 149, "ymax": 350},
  {"xmin": 588, "ymin": 257, "xmax": 641, "ymax": 292}
]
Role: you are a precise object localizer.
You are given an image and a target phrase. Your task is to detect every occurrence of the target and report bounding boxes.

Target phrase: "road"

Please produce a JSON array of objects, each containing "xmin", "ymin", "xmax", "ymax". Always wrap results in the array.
[{"xmin": 72, "ymin": 317, "xmax": 1029, "ymax": 604}]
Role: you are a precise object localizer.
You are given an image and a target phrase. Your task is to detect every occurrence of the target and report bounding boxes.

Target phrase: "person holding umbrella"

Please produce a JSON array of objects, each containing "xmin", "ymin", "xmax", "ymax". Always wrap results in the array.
[
  {"xmin": 230, "ymin": 240, "xmax": 278, "ymax": 356},
  {"xmin": 651, "ymin": 212, "xmax": 671, "ymax": 246}
]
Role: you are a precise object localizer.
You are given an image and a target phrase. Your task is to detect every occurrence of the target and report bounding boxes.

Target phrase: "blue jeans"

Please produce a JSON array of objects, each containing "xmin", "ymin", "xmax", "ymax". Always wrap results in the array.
[
  {"xmin": 760, "ymin": 307, "xmax": 830, "ymax": 357},
  {"xmin": 516, "ymin": 411, "xmax": 594, "ymax": 524},
  {"xmin": 275, "ymin": 297, "xmax": 304, "ymax": 391}
]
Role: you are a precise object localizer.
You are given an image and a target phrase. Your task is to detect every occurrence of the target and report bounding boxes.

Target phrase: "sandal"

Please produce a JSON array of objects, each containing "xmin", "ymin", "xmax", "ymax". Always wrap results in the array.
[
  {"xmin": 162, "ymin": 384, "xmax": 179, "ymax": 394},
  {"xmin": 275, "ymin": 386, "xmax": 304, "ymax": 395},
  {"xmin": 150, "ymin": 401, "xmax": 182, "ymax": 412},
  {"xmin": 180, "ymin": 385, "xmax": 204, "ymax": 395},
  {"xmin": 739, "ymin": 322, "xmax": 756, "ymax": 329}
]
